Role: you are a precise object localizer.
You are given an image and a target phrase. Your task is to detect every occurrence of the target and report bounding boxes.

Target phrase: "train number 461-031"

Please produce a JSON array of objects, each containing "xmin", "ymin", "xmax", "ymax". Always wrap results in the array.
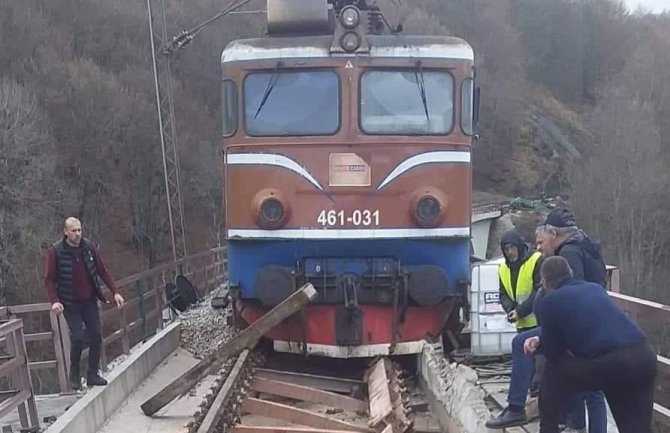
[{"xmin": 316, "ymin": 209, "xmax": 380, "ymax": 227}]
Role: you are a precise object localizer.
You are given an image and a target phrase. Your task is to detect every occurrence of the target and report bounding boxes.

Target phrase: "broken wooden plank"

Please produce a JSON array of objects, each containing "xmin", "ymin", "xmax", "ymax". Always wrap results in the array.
[
  {"xmin": 251, "ymin": 377, "xmax": 367, "ymax": 413},
  {"xmin": 366, "ymin": 359, "xmax": 393, "ymax": 428},
  {"xmin": 241, "ymin": 398, "xmax": 373, "ymax": 433},
  {"xmin": 197, "ymin": 349, "xmax": 250, "ymax": 433},
  {"xmin": 232, "ymin": 427, "xmax": 361, "ymax": 433},
  {"xmin": 141, "ymin": 283, "xmax": 317, "ymax": 416},
  {"xmin": 255, "ymin": 369, "xmax": 364, "ymax": 395}
]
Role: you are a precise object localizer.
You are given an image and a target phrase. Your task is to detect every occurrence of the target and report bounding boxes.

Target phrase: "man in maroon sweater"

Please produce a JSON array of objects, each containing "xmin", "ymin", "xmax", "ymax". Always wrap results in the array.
[{"xmin": 44, "ymin": 217, "xmax": 124, "ymax": 390}]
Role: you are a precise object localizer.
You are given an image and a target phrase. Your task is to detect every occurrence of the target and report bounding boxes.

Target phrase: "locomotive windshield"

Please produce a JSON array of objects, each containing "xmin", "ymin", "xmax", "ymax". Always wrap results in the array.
[
  {"xmin": 360, "ymin": 70, "xmax": 454, "ymax": 135},
  {"xmin": 244, "ymin": 70, "xmax": 340, "ymax": 136}
]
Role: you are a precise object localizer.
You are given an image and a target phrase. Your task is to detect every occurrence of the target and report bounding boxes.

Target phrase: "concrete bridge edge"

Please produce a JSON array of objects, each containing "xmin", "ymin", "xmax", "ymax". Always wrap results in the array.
[{"xmin": 44, "ymin": 321, "xmax": 181, "ymax": 433}]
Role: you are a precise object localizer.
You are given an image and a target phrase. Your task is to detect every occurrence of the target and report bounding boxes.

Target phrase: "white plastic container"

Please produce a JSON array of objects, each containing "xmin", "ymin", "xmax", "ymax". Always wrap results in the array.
[{"xmin": 469, "ymin": 258, "xmax": 517, "ymax": 356}]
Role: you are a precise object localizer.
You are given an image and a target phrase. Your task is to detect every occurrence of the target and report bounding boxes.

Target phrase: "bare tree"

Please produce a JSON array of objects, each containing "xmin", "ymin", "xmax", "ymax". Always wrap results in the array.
[
  {"xmin": 570, "ymin": 46, "xmax": 669, "ymax": 300},
  {"xmin": 0, "ymin": 77, "xmax": 61, "ymax": 305}
]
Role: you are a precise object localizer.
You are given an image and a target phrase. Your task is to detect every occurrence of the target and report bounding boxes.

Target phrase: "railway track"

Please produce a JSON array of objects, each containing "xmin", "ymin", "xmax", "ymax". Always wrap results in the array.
[{"xmin": 186, "ymin": 349, "xmax": 422, "ymax": 433}]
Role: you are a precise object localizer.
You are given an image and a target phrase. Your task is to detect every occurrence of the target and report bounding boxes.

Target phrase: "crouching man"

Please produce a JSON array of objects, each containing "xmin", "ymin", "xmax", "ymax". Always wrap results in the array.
[{"xmin": 525, "ymin": 256, "xmax": 656, "ymax": 433}]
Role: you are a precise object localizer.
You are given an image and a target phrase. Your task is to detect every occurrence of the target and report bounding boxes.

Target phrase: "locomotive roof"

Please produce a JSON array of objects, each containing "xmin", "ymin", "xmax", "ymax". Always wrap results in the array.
[{"xmin": 221, "ymin": 35, "xmax": 474, "ymax": 63}]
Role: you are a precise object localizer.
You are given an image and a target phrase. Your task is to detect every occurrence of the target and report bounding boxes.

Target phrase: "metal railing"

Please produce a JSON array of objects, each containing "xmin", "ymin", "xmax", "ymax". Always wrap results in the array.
[
  {"xmin": 0, "ymin": 246, "xmax": 226, "ymax": 396},
  {"xmin": 606, "ymin": 268, "xmax": 670, "ymax": 427}
]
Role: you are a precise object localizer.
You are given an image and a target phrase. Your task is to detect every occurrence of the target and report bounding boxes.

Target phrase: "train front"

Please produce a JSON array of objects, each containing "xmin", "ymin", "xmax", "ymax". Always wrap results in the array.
[{"xmin": 221, "ymin": 0, "xmax": 476, "ymax": 358}]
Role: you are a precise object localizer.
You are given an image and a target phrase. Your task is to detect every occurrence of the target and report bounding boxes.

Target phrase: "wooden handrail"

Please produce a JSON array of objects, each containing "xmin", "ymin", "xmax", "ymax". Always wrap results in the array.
[{"xmin": 1, "ymin": 246, "xmax": 226, "ymax": 396}]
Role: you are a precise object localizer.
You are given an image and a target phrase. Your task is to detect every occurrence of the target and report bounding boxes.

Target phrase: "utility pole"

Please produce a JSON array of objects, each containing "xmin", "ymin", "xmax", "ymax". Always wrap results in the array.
[{"xmin": 146, "ymin": 0, "xmax": 187, "ymax": 261}]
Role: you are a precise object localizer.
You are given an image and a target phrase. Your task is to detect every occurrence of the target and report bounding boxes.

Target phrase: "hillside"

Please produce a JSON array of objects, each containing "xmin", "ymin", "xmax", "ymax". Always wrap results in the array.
[{"xmin": 1, "ymin": 0, "xmax": 670, "ymax": 304}]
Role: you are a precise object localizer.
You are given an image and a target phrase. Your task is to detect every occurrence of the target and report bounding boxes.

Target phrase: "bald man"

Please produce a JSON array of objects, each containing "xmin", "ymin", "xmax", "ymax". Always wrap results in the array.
[{"xmin": 44, "ymin": 217, "xmax": 124, "ymax": 390}]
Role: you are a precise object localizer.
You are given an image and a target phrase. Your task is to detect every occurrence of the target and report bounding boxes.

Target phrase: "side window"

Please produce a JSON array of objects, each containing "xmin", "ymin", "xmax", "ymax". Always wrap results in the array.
[
  {"xmin": 461, "ymin": 78, "xmax": 474, "ymax": 136},
  {"xmin": 222, "ymin": 79, "xmax": 237, "ymax": 137}
]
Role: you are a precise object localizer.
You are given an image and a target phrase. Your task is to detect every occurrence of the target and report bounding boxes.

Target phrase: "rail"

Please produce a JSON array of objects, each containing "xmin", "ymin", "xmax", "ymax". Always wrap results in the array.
[
  {"xmin": 0, "ymin": 318, "xmax": 39, "ymax": 431},
  {"xmin": 608, "ymin": 288, "xmax": 670, "ymax": 426},
  {"xmin": 0, "ymin": 246, "xmax": 226, "ymax": 395}
]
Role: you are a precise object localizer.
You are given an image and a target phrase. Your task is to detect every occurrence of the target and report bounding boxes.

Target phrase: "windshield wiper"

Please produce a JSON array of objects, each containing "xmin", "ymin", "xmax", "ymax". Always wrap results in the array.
[
  {"xmin": 254, "ymin": 61, "xmax": 283, "ymax": 118},
  {"xmin": 414, "ymin": 60, "xmax": 430, "ymax": 122}
]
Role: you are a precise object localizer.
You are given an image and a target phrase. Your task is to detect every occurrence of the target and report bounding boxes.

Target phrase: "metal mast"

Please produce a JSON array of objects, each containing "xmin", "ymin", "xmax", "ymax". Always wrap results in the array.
[{"xmin": 147, "ymin": 0, "xmax": 187, "ymax": 261}]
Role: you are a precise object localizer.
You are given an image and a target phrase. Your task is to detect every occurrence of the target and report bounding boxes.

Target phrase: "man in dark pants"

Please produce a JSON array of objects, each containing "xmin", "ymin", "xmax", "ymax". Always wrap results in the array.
[
  {"xmin": 524, "ymin": 256, "xmax": 656, "ymax": 433},
  {"xmin": 536, "ymin": 208, "xmax": 608, "ymax": 433},
  {"xmin": 44, "ymin": 217, "xmax": 125, "ymax": 390},
  {"xmin": 486, "ymin": 230, "xmax": 544, "ymax": 428}
]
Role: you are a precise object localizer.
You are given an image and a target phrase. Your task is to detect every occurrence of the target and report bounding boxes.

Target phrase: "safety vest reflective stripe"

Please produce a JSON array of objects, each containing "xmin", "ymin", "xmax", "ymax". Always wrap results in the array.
[{"xmin": 499, "ymin": 252, "xmax": 542, "ymax": 329}]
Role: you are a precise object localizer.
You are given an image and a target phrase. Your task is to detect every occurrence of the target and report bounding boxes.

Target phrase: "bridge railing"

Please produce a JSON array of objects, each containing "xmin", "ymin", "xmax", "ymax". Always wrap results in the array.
[
  {"xmin": 607, "ymin": 280, "xmax": 670, "ymax": 427},
  {"xmin": 0, "ymin": 246, "xmax": 226, "ymax": 395},
  {"xmin": 0, "ymin": 318, "xmax": 39, "ymax": 430}
]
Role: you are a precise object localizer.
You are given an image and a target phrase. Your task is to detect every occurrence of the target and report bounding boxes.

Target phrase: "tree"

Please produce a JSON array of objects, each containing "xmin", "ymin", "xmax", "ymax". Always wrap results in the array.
[
  {"xmin": 0, "ymin": 78, "xmax": 61, "ymax": 304},
  {"xmin": 570, "ymin": 46, "xmax": 669, "ymax": 300}
]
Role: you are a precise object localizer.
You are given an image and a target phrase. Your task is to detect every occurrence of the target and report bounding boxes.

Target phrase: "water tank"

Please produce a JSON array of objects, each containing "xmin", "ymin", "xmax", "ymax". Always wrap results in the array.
[{"xmin": 469, "ymin": 258, "xmax": 517, "ymax": 356}]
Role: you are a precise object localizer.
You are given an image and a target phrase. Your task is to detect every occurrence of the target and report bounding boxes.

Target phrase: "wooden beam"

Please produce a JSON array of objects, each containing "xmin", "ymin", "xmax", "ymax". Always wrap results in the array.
[
  {"xmin": 366, "ymin": 359, "xmax": 392, "ymax": 428},
  {"xmin": 197, "ymin": 350, "xmax": 250, "ymax": 433},
  {"xmin": 0, "ymin": 389, "xmax": 30, "ymax": 419},
  {"xmin": 251, "ymin": 377, "xmax": 367, "ymax": 412},
  {"xmin": 0, "ymin": 356, "xmax": 24, "ymax": 378},
  {"xmin": 233, "ymin": 426, "xmax": 361, "ymax": 433},
  {"xmin": 24, "ymin": 332, "xmax": 53, "ymax": 342},
  {"xmin": 255, "ymin": 369, "xmax": 363, "ymax": 395},
  {"xmin": 655, "ymin": 403, "xmax": 670, "ymax": 426},
  {"xmin": 28, "ymin": 360, "xmax": 59, "ymax": 370},
  {"xmin": 141, "ymin": 283, "xmax": 317, "ymax": 416},
  {"xmin": 241, "ymin": 398, "xmax": 372, "ymax": 433}
]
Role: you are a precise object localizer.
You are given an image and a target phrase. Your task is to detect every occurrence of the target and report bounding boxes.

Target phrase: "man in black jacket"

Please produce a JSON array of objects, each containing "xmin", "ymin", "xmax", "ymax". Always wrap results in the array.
[
  {"xmin": 536, "ymin": 208, "xmax": 608, "ymax": 433},
  {"xmin": 536, "ymin": 208, "xmax": 606, "ymax": 286}
]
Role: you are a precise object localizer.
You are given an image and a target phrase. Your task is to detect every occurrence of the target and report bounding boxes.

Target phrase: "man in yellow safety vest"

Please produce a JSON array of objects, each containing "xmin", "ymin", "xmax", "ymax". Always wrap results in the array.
[
  {"xmin": 486, "ymin": 229, "xmax": 545, "ymax": 428},
  {"xmin": 498, "ymin": 229, "xmax": 543, "ymax": 332}
]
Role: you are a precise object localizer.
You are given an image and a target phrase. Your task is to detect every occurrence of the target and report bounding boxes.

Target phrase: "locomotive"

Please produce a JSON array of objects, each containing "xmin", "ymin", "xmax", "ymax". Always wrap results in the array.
[{"xmin": 221, "ymin": 0, "xmax": 477, "ymax": 358}]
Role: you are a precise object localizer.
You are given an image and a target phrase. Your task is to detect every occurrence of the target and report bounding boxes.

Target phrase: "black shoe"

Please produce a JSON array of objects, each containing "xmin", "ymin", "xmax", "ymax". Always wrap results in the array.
[
  {"xmin": 87, "ymin": 373, "xmax": 108, "ymax": 386},
  {"xmin": 69, "ymin": 371, "xmax": 82, "ymax": 391},
  {"xmin": 529, "ymin": 384, "xmax": 540, "ymax": 398},
  {"xmin": 485, "ymin": 406, "xmax": 528, "ymax": 429}
]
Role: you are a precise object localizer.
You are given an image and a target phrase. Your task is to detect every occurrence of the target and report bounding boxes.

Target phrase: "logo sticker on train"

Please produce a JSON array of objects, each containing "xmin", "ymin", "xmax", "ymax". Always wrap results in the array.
[
  {"xmin": 317, "ymin": 209, "xmax": 380, "ymax": 226},
  {"xmin": 328, "ymin": 153, "xmax": 370, "ymax": 187}
]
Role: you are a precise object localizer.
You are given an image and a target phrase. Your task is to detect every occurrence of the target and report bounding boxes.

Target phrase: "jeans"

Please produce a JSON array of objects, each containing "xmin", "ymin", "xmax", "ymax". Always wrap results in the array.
[
  {"xmin": 63, "ymin": 299, "xmax": 102, "ymax": 377},
  {"xmin": 564, "ymin": 391, "xmax": 607, "ymax": 433},
  {"xmin": 508, "ymin": 327, "xmax": 541, "ymax": 407}
]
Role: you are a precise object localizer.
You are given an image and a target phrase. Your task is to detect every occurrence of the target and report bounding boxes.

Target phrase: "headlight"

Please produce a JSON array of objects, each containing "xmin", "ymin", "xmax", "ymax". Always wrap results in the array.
[
  {"xmin": 340, "ymin": 6, "xmax": 360, "ymax": 29},
  {"xmin": 260, "ymin": 198, "xmax": 284, "ymax": 224},
  {"xmin": 417, "ymin": 196, "xmax": 440, "ymax": 222},
  {"xmin": 252, "ymin": 189, "xmax": 289, "ymax": 229},
  {"xmin": 410, "ymin": 189, "xmax": 445, "ymax": 227},
  {"xmin": 340, "ymin": 32, "xmax": 361, "ymax": 52}
]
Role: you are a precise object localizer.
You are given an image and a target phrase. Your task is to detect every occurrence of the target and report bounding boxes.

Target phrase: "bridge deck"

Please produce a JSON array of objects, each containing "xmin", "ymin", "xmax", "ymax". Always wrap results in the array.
[
  {"xmin": 96, "ymin": 347, "xmax": 216, "ymax": 433},
  {"xmin": 477, "ymin": 362, "xmax": 620, "ymax": 433}
]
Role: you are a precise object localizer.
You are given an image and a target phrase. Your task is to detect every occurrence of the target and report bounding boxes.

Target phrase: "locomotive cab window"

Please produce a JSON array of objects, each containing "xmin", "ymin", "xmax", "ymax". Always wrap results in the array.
[
  {"xmin": 243, "ymin": 70, "xmax": 340, "ymax": 136},
  {"xmin": 222, "ymin": 79, "xmax": 238, "ymax": 137},
  {"xmin": 360, "ymin": 69, "xmax": 454, "ymax": 135},
  {"xmin": 461, "ymin": 78, "xmax": 474, "ymax": 136}
]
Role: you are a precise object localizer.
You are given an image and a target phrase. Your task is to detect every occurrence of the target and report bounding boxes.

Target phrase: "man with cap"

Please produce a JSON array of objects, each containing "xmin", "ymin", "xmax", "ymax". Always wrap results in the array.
[
  {"xmin": 536, "ymin": 208, "xmax": 606, "ymax": 286},
  {"xmin": 536, "ymin": 208, "xmax": 608, "ymax": 433},
  {"xmin": 486, "ymin": 230, "xmax": 544, "ymax": 428}
]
